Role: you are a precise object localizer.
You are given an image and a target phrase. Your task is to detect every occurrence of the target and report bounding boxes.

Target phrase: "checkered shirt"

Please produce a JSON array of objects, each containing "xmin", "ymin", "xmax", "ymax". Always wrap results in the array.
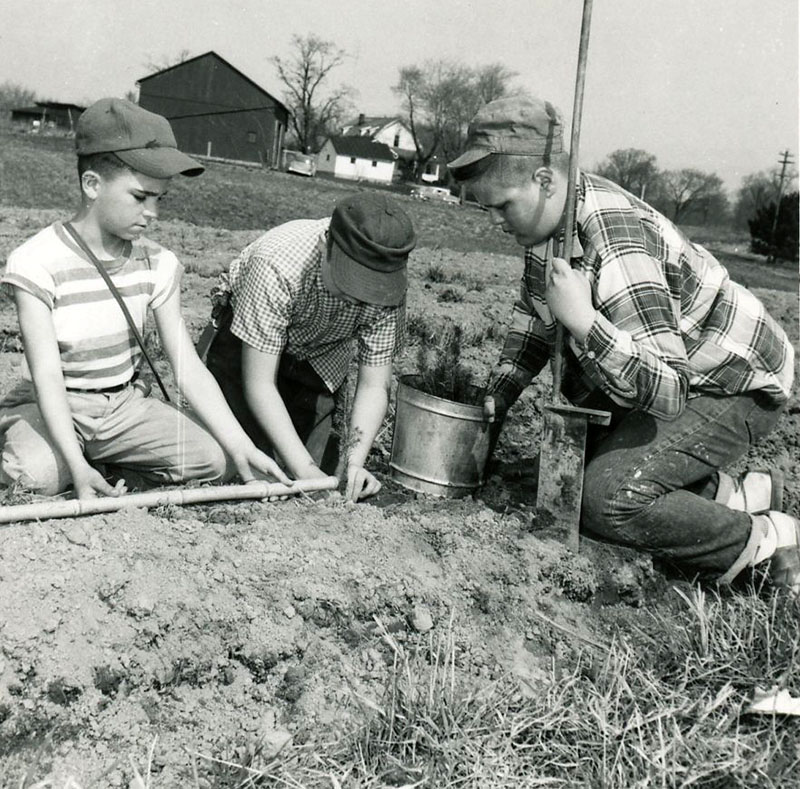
[
  {"xmin": 227, "ymin": 218, "xmax": 404, "ymax": 392},
  {"xmin": 490, "ymin": 172, "xmax": 794, "ymax": 419}
]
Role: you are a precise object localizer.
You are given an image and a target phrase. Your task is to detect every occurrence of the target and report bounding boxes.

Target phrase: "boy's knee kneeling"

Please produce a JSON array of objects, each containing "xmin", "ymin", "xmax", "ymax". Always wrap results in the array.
[
  {"xmin": 1, "ymin": 457, "xmax": 67, "ymax": 497},
  {"xmin": 582, "ymin": 463, "xmax": 656, "ymax": 537}
]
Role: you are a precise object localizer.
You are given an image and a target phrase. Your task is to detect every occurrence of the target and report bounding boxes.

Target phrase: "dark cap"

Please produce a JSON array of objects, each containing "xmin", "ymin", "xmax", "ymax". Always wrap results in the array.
[
  {"xmin": 76, "ymin": 98, "xmax": 204, "ymax": 178},
  {"xmin": 327, "ymin": 193, "xmax": 416, "ymax": 307},
  {"xmin": 447, "ymin": 96, "xmax": 564, "ymax": 172}
]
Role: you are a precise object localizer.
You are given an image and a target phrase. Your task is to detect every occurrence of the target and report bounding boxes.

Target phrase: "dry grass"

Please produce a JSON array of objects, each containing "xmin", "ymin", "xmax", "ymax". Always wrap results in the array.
[{"xmin": 187, "ymin": 586, "xmax": 800, "ymax": 788}]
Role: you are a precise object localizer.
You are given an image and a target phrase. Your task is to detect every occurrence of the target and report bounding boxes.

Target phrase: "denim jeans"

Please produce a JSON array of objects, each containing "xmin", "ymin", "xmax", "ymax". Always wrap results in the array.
[
  {"xmin": 0, "ymin": 380, "xmax": 228, "ymax": 495},
  {"xmin": 580, "ymin": 390, "xmax": 785, "ymax": 573},
  {"xmin": 206, "ymin": 323, "xmax": 340, "ymax": 475}
]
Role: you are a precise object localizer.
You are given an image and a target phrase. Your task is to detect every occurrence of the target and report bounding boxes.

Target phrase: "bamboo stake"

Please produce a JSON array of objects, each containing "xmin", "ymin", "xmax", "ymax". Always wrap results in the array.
[{"xmin": 0, "ymin": 476, "xmax": 339, "ymax": 525}]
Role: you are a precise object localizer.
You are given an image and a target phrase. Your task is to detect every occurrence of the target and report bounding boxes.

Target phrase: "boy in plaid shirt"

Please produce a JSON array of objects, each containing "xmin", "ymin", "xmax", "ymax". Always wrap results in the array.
[
  {"xmin": 449, "ymin": 96, "xmax": 796, "ymax": 592},
  {"xmin": 206, "ymin": 194, "xmax": 415, "ymax": 502}
]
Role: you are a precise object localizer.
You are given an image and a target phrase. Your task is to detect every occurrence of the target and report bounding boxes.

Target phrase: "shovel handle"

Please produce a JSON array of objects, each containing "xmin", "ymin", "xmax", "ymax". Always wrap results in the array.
[{"xmin": 553, "ymin": 0, "xmax": 594, "ymax": 403}]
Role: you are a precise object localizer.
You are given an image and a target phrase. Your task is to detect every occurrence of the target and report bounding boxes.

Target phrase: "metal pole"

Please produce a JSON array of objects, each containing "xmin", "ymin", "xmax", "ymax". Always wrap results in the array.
[
  {"xmin": 552, "ymin": 0, "xmax": 594, "ymax": 402},
  {"xmin": 768, "ymin": 149, "xmax": 793, "ymax": 261}
]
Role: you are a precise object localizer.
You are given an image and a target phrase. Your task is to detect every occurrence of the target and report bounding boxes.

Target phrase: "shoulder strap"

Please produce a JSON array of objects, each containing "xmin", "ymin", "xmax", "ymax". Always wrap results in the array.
[{"xmin": 62, "ymin": 222, "xmax": 171, "ymax": 402}]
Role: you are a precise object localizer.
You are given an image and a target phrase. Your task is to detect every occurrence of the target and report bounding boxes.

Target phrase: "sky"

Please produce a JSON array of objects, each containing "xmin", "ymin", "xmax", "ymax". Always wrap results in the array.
[{"xmin": 2, "ymin": 0, "xmax": 797, "ymax": 192}]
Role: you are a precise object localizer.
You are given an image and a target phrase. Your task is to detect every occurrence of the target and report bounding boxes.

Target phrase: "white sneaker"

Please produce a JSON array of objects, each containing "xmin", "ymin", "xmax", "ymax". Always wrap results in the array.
[{"xmin": 716, "ymin": 469, "xmax": 784, "ymax": 514}]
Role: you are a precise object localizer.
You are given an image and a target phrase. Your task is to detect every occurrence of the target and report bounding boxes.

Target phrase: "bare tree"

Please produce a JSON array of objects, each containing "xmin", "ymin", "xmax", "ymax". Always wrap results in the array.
[
  {"xmin": 144, "ymin": 49, "xmax": 193, "ymax": 75},
  {"xmin": 595, "ymin": 148, "xmax": 659, "ymax": 200},
  {"xmin": 0, "ymin": 81, "xmax": 36, "ymax": 110},
  {"xmin": 733, "ymin": 168, "xmax": 797, "ymax": 229},
  {"xmin": 271, "ymin": 35, "xmax": 353, "ymax": 154},
  {"xmin": 657, "ymin": 168, "xmax": 727, "ymax": 223},
  {"xmin": 394, "ymin": 60, "xmax": 517, "ymax": 181}
]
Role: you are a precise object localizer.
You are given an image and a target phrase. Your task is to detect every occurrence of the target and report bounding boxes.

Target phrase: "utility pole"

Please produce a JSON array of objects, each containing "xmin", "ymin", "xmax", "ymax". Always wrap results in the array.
[{"xmin": 768, "ymin": 149, "xmax": 794, "ymax": 261}]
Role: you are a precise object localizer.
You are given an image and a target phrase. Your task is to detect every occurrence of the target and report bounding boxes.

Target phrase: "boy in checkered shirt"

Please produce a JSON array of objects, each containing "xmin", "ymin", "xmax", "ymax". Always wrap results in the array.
[
  {"xmin": 205, "ymin": 193, "xmax": 416, "ymax": 502},
  {"xmin": 449, "ymin": 96, "xmax": 797, "ymax": 593}
]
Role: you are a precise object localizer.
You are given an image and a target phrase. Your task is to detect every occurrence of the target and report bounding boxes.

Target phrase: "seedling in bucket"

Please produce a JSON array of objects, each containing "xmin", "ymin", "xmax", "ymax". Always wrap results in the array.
[{"xmin": 389, "ymin": 325, "xmax": 497, "ymax": 498}]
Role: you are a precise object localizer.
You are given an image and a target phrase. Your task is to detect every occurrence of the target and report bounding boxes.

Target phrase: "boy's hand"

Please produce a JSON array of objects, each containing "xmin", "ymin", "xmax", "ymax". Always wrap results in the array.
[
  {"xmin": 234, "ymin": 448, "xmax": 293, "ymax": 487},
  {"xmin": 345, "ymin": 463, "xmax": 381, "ymax": 502},
  {"xmin": 545, "ymin": 257, "xmax": 596, "ymax": 342},
  {"xmin": 72, "ymin": 466, "xmax": 127, "ymax": 500}
]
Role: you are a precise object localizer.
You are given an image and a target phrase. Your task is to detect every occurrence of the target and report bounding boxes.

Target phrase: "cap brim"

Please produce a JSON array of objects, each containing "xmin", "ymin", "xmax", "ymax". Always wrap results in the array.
[
  {"xmin": 447, "ymin": 147, "xmax": 492, "ymax": 172},
  {"xmin": 116, "ymin": 147, "xmax": 204, "ymax": 178},
  {"xmin": 327, "ymin": 240, "xmax": 407, "ymax": 307}
]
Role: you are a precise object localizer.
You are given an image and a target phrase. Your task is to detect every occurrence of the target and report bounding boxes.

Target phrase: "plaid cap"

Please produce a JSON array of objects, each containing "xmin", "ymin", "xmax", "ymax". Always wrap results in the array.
[
  {"xmin": 448, "ymin": 96, "xmax": 564, "ymax": 172},
  {"xmin": 327, "ymin": 193, "xmax": 416, "ymax": 307}
]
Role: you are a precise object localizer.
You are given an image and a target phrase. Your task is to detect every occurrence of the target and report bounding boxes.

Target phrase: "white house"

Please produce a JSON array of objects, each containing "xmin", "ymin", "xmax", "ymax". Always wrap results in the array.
[
  {"xmin": 341, "ymin": 114, "xmax": 415, "ymax": 156},
  {"xmin": 316, "ymin": 136, "xmax": 397, "ymax": 184}
]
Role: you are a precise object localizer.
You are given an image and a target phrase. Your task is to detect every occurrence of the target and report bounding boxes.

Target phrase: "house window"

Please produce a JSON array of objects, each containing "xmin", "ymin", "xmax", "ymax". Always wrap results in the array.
[
  {"xmin": 371, "ymin": 161, "xmax": 377, "ymax": 167},
  {"xmin": 393, "ymin": 133, "xmax": 400, "ymax": 146},
  {"xmin": 326, "ymin": 154, "xmax": 330, "ymax": 161},
  {"xmin": 350, "ymin": 157, "xmax": 356, "ymax": 164},
  {"xmin": 247, "ymin": 131, "xmax": 256, "ymax": 143}
]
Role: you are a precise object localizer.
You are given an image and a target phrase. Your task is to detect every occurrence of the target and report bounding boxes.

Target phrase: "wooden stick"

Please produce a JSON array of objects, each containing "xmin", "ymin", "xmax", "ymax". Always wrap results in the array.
[
  {"xmin": 0, "ymin": 476, "xmax": 339, "ymax": 525},
  {"xmin": 552, "ymin": 0, "xmax": 594, "ymax": 402}
]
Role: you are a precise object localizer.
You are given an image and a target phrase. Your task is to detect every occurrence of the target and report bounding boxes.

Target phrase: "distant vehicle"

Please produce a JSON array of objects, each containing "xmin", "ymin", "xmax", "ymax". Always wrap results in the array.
[
  {"xmin": 410, "ymin": 184, "xmax": 460, "ymax": 205},
  {"xmin": 285, "ymin": 152, "xmax": 316, "ymax": 177}
]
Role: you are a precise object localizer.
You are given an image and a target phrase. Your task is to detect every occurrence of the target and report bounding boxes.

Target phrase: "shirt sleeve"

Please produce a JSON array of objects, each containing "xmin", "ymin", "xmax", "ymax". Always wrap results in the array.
[
  {"xmin": 2, "ymin": 246, "xmax": 56, "ymax": 308},
  {"xmin": 488, "ymin": 276, "xmax": 550, "ymax": 405},
  {"xmin": 356, "ymin": 303, "xmax": 403, "ymax": 366},
  {"xmin": 148, "ymin": 247, "xmax": 183, "ymax": 309},
  {"xmin": 582, "ymin": 248, "xmax": 690, "ymax": 419},
  {"xmin": 230, "ymin": 253, "xmax": 292, "ymax": 356}
]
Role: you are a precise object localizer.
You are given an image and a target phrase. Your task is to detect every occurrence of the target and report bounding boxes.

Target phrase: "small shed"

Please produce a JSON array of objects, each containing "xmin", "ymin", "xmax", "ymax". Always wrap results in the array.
[
  {"xmin": 137, "ymin": 51, "xmax": 289, "ymax": 167},
  {"xmin": 10, "ymin": 101, "xmax": 85, "ymax": 132},
  {"xmin": 316, "ymin": 136, "xmax": 397, "ymax": 184}
]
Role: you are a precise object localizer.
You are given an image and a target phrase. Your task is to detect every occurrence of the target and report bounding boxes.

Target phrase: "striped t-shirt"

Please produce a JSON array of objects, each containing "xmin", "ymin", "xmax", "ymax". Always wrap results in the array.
[{"xmin": 2, "ymin": 222, "xmax": 180, "ymax": 390}]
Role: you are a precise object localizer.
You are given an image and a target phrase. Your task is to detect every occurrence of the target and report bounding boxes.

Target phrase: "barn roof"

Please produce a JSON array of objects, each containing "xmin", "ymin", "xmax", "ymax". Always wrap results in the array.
[
  {"xmin": 326, "ymin": 136, "xmax": 396, "ymax": 161},
  {"xmin": 137, "ymin": 51, "xmax": 288, "ymax": 115}
]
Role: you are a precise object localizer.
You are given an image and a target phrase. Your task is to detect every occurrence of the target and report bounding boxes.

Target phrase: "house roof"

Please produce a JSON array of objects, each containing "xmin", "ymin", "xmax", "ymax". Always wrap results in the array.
[
  {"xmin": 326, "ymin": 136, "xmax": 396, "ymax": 161},
  {"xmin": 11, "ymin": 101, "xmax": 86, "ymax": 114},
  {"xmin": 136, "ymin": 51, "xmax": 289, "ymax": 115}
]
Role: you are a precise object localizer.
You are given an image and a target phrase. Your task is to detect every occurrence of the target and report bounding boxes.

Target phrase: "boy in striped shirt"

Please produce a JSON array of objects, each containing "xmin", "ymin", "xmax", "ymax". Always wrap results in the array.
[
  {"xmin": 449, "ymin": 96, "xmax": 797, "ymax": 593},
  {"xmin": 0, "ymin": 98, "xmax": 289, "ymax": 499}
]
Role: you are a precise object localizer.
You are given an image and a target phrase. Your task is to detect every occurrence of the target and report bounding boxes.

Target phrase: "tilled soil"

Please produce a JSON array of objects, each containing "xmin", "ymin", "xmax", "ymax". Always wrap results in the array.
[{"xmin": 0, "ymin": 208, "xmax": 798, "ymax": 785}]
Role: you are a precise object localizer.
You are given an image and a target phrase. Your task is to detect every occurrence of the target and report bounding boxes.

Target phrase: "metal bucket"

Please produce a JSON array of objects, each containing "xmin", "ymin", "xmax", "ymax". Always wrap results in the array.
[{"xmin": 389, "ymin": 375, "xmax": 496, "ymax": 498}]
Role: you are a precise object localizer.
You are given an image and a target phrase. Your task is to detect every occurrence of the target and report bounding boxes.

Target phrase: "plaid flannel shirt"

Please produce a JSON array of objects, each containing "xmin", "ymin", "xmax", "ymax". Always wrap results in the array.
[
  {"xmin": 227, "ymin": 218, "xmax": 404, "ymax": 392},
  {"xmin": 490, "ymin": 172, "xmax": 794, "ymax": 419}
]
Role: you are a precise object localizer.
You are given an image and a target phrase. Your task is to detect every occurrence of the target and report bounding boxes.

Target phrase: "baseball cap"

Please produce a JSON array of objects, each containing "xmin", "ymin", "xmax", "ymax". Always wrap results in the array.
[
  {"xmin": 76, "ymin": 98, "xmax": 204, "ymax": 178},
  {"xmin": 447, "ymin": 96, "xmax": 564, "ymax": 172},
  {"xmin": 327, "ymin": 193, "xmax": 416, "ymax": 307}
]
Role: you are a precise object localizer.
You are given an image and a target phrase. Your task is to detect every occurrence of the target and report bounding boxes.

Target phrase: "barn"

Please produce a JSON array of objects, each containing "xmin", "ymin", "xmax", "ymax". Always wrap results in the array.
[
  {"xmin": 137, "ymin": 51, "xmax": 289, "ymax": 168},
  {"xmin": 10, "ymin": 101, "xmax": 85, "ymax": 133},
  {"xmin": 316, "ymin": 136, "xmax": 397, "ymax": 184}
]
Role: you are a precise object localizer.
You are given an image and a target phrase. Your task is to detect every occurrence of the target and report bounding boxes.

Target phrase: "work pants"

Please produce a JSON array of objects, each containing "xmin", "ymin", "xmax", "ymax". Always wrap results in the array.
[
  {"xmin": 206, "ymin": 324, "xmax": 340, "ymax": 476},
  {"xmin": 580, "ymin": 389, "xmax": 785, "ymax": 575},
  {"xmin": 0, "ymin": 380, "xmax": 228, "ymax": 496}
]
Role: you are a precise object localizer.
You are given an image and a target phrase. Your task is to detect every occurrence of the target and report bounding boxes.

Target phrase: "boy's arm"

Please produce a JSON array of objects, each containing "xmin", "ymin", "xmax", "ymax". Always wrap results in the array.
[
  {"xmin": 152, "ymin": 292, "xmax": 291, "ymax": 485},
  {"xmin": 486, "ymin": 278, "xmax": 551, "ymax": 420},
  {"xmin": 546, "ymin": 253, "xmax": 690, "ymax": 419},
  {"xmin": 14, "ymin": 290, "xmax": 124, "ymax": 499},
  {"xmin": 240, "ymin": 344, "xmax": 329, "ymax": 481},
  {"xmin": 342, "ymin": 362, "xmax": 392, "ymax": 502}
]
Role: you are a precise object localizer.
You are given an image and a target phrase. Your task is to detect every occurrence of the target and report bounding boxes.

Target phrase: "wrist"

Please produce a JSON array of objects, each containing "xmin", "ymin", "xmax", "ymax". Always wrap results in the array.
[{"xmin": 565, "ymin": 308, "xmax": 597, "ymax": 344}]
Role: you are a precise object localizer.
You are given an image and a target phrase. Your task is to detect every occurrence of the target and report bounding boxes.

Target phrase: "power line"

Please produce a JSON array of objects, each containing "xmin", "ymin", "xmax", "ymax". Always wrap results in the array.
[{"xmin": 768, "ymin": 149, "xmax": 794, "ymax": 261}]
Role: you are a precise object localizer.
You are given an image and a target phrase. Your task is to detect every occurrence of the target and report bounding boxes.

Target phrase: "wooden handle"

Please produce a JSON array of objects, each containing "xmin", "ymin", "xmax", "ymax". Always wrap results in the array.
[
  {"xmin": 0, "ymin": 476, "xmax": 339, "ymax": 525},
  {"xmin": 553, "ymin": 0, "xmax": 594, "ymax": 403}
]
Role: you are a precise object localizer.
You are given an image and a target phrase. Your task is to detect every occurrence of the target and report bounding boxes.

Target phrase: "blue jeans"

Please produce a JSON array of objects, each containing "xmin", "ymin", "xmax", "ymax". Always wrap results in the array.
[{"xmin": 581, "ymin": 390, "xmax": 785, "ymax": 573}]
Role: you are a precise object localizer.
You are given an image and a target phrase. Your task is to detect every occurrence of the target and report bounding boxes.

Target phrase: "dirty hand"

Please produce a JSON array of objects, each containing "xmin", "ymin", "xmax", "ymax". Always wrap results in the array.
[
  {"xmin": 234, "ymin": 447, "xmax": 293, "ymax": 487},
  {"xmin": 72, "ymin": 465, "xmax": 127, "ymax": 500},
  {"xmin": 345, "ymin": 463, "xmax": 381, "ymax": 502},
  {"xmin": 545, "ymin": 257, "xmax": 596, "ymax": 342}
]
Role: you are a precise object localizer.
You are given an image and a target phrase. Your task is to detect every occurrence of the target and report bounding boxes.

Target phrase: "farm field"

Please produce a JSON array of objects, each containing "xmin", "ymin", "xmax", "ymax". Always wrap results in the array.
[{"xmin": 0, "ymin": 133, "xmax": 799, "ymax": 787}]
